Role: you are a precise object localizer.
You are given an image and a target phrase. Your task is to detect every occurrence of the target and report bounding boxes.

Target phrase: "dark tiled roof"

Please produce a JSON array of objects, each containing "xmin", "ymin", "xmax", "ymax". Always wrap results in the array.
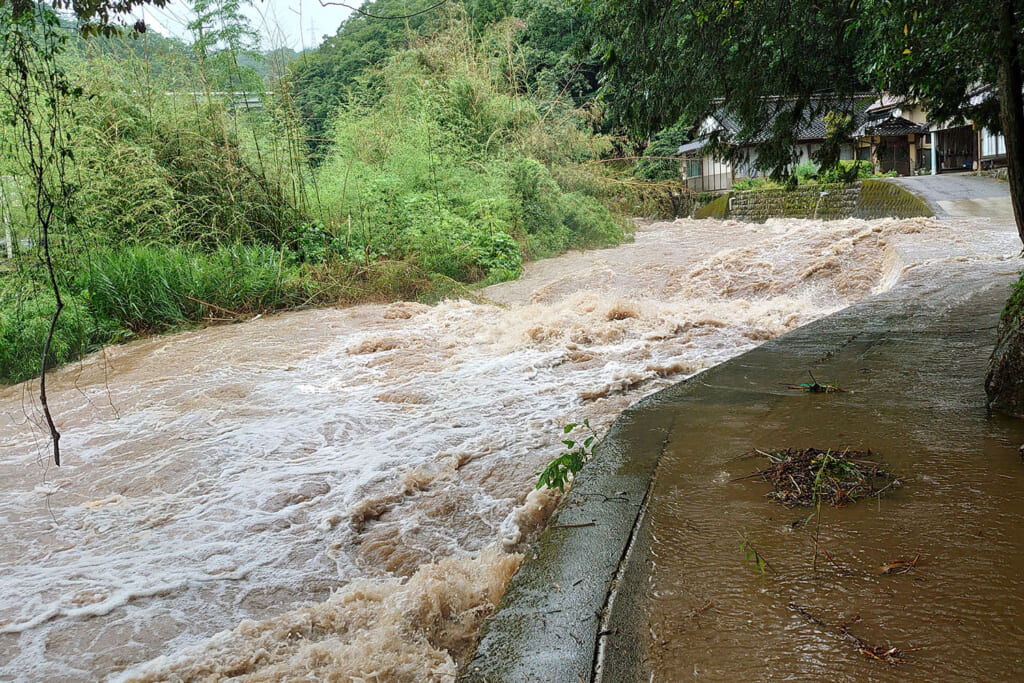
[
  {"xmin": 709, "ymin": 98, "xmax": 870, "ymax": 144},
  {"xmin": 677, "ymin": 140, "xmax": 704, "ymax": 154},
  {"xmin": 855, "ymin": 115, "xmax": 929, "ymax": 137}
]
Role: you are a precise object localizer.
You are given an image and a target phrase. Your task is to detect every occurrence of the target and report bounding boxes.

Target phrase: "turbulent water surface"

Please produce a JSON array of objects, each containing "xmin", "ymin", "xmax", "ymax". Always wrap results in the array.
[{"xmin": 0, "ymin": 217, "xmax": 967, "ymax": 680}]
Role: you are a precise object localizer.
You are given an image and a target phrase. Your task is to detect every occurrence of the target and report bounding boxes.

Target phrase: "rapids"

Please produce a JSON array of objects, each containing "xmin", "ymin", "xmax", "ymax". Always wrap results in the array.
[{"xmin": 0, "ymin": 216, "xmax": 963, "ymax": 680}]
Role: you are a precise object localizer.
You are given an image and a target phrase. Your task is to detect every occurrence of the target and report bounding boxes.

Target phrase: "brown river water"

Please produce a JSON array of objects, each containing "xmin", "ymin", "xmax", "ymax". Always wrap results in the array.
[{"xmin": 0, "ymin": 216, "xmax": 1014, "ymax": 681}]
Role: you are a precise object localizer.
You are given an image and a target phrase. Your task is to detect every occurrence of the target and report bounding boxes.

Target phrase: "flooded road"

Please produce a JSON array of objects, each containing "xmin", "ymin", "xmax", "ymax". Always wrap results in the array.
[
  {"xmin": 599, "ymin": 217, "xmax": 1024, "ymax": 681},
  {"xmin": 0, "ymin": 216, "xmax": 1002, "ymax": 680}
]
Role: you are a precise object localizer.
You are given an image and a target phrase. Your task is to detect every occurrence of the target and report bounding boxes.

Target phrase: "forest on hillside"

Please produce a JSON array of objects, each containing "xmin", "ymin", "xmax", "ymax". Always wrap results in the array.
[{"xmin": 1, "ymin": 0, "xmax": 687, "ymax": 385}]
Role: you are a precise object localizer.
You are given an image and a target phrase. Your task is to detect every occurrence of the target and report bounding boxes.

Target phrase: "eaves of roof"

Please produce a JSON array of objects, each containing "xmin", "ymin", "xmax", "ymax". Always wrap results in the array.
[{"xmin": 854, "ymin": 115, "xmax": 929, "ymax": 137}]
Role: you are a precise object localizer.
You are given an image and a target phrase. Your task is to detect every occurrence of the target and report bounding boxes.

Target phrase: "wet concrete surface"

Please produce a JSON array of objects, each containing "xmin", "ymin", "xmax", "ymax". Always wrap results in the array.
[
  {"xmin": 465, "ymin": 211, "xmax": 1022, "ymax": 681},
  {"xmin": 599, "ymin": 251, "xmax": 1024, "ymax": 681},
  {"xmin": 891, "ymin": 174, "xmax": 1012, "ymax": 219},
  {"xmin": 464, "ymin": 406, "xmax": 673, "ymax": 682}
]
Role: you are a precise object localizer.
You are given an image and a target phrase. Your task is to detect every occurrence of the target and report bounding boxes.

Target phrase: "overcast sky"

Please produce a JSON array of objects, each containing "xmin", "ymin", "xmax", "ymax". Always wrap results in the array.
[{"xmin": 141, "ymin": 0, "xmax": 358, "ymax": 51}]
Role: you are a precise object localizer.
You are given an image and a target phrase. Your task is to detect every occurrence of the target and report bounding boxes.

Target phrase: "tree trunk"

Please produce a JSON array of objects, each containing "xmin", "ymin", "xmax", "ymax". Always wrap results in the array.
[{"xmin": 996, "ymin": 0, "xmax": 1024, "ymax": 247}]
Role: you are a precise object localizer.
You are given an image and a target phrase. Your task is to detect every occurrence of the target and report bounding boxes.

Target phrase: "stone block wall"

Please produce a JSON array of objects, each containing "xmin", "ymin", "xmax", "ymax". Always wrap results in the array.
[
  {"xmin": 695, "ymin": 180, "xmax": 931, "ymax": 222},
  {"xmin": 727, "ymin": 183, "xmax": 860, "ymax": 221}
]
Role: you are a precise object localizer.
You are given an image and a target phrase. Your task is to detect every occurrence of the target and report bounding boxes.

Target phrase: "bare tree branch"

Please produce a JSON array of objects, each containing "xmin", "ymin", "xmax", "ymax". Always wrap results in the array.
[{"xmin": 316, "ymin": 0, "xmax": 449, "ymax": 21}]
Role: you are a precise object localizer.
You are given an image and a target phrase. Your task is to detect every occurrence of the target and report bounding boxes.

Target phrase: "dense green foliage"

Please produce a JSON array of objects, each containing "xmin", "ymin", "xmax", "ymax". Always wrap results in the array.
[
  {"xmin": 633, "ymin": 120, "xmax": 690, "ymax": 181},
  {"xmin": 290, "ymin": 0, "xmax": 602, "ymax": 160},
  {"xmin": 818, "ymin": 160, "xmax": 880, "ymax": 184},
  {"xmin": 289, "ymin": 0, "xmax": 444, "ymax": 160},
  {"xmin": 536, "ymin": 420, "xmax": 599, "ymax": 492},
  {"xmin": 730, "ymin": 161, "xmax": 885, "ymax": 191},
  {"xmin": 1, "ymin": 1, "xmax": 651, "ymax": 385},
  {"xmin": 312, "ymin": 13, "xmax": 626, "ymax": 280}
]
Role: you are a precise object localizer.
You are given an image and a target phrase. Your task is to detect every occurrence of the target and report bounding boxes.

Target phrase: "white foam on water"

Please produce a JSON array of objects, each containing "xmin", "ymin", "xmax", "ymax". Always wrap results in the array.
[{"xmin": 1, "ymin": 216, "xmax": 1011, "ymax": 681}]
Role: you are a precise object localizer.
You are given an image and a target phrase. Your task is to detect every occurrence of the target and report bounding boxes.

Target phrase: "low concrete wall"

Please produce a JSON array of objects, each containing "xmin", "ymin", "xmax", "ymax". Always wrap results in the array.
[
  {"xmin": 853, "ymin": 179, "xmax": 933, "ymax": 219},
  {"xmin": 978, "ymin": 168, "xmax": 1009, "ymax": 182},
  {"xmin": 694, "ymin": 180, "xmax": 932, "ymax": 222},
  {"xmin": 463, "ymin": 408, "xmax": 673, "ymax": 682}
]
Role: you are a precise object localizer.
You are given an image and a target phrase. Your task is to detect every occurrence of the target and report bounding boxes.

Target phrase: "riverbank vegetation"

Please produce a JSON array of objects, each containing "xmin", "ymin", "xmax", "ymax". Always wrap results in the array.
[{"xmin": 1, "ymin": 1, "xmax": 691, "ymax": 386}]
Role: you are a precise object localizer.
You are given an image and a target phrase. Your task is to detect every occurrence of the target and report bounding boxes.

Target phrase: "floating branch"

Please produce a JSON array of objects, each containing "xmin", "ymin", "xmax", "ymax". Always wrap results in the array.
[
  {"xmin": 789, "ymin": 603, "xmax": 920, "ymax": 666},
  {"xmin": 787, "ymin": 370, "xmax": 845, "ymax": 393},
  {"xmin": 877, "ymin": 554, "xmax": 921, "ymax": 575}
]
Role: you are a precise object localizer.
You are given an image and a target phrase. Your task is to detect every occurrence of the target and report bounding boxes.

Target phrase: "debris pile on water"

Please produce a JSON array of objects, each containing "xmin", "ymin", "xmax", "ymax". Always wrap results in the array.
[
  {"xmin": 741, "ymin": 447, "xmax": 899, "ymax": 507},
  {"xmin": 786, "ymin": 370, "xmax": 845, "ymax": 393}
]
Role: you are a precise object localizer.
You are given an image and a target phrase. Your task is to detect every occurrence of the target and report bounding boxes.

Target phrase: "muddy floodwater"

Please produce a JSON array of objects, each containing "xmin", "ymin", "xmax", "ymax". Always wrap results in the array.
[
  {"xmin": 603, "ymin": 217, "xmax": 1024, "ymax": 681},
  {"xmin": 642, "ymin": 388, "xmax": 1024, "ymax": 681},
  {"xmin": 0, "ymin": 216, "xmax": 1012, "ymax": 680}
]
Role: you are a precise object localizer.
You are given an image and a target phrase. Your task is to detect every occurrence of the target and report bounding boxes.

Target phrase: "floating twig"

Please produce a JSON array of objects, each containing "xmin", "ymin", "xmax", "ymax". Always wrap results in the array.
[
  {"xmin": 687, "ymin": 599, "xmax": 715, "ymax": 619},
  {"xmin": 789, "ymin": 602, "xmax": 917, "ymax": 666},
  {"xmin": 877, "ymin": 554, "xmax": 921, "ymax": 575}
]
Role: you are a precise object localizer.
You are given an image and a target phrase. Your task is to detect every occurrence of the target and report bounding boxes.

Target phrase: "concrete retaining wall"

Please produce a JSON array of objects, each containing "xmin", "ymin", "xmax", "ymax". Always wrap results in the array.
[
  {"xmin": 694, "ymin": 180, "xmax": 932, "ymax": 222},
  {"xmin": 979, "ymin": 168, "xmax": 1009, "ymax": 182},
  {"xmin": 727, "ymin": 183, "xmax": 860, "ymax": 221}
]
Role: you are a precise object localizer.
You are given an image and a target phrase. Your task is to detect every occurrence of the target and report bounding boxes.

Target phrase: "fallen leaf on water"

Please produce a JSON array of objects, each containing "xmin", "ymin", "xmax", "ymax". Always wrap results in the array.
[{"xmin": 877, "ymin": 554, "xmax": 920, "ymax": 575}]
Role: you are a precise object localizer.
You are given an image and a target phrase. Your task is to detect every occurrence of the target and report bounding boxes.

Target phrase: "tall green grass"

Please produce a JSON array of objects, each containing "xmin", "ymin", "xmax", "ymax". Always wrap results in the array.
[
  {"xmin": 83, "ymin": 244, "xmax": 306, "ymax": 332},
  {"xmin": 0, "ymin": 285, "xmax": 124, "ymax": 385},
  {"xmin": 0, "ymin": 244, "xmax": 307, "ymax": 384}
]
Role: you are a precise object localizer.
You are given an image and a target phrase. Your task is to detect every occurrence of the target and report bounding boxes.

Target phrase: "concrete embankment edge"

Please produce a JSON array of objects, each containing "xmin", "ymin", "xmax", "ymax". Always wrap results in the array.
[
  {"xmin": 694, "ymin": 179, "xmax": 931, "ymax": 222},
  {"xmin": 463, "ymin": 399, "xmax": 675, "ymax": 681},
  {"xmin": 463, "ymin": 303, "xmax": 890, "ymax": 681}
]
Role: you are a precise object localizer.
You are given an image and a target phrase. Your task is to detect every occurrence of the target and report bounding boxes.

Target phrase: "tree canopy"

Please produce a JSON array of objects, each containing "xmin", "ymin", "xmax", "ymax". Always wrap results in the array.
[
  {"xmin": 590, "ymin": 0, "xmax": 872, "ymax": 171},
  {"xmin": 2, "ymin": 0, "xmax": 166, "ymax": 35},
  {"xmin": 589, "ymin": 0, "xmax": 1024, "ymax": 242},
  {"xmin": 289, "ymin": 0, "xmax": 445, "ymax": 159},
  {"xmin": 872, "ymin": 0, "xmax": 1024, "ymax": 242}
]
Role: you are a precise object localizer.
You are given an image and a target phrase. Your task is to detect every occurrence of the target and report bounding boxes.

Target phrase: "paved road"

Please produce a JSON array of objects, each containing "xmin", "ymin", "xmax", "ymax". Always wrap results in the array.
[{"xmin": 891, "ymin": 172, "xmax": 1013, "ymax": 218}]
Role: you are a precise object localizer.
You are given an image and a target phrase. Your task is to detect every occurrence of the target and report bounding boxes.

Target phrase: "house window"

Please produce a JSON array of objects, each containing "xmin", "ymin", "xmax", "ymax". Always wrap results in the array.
[{"xmin": 685, "ymin": 159, "xmax": 702, "ymax": 179}]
